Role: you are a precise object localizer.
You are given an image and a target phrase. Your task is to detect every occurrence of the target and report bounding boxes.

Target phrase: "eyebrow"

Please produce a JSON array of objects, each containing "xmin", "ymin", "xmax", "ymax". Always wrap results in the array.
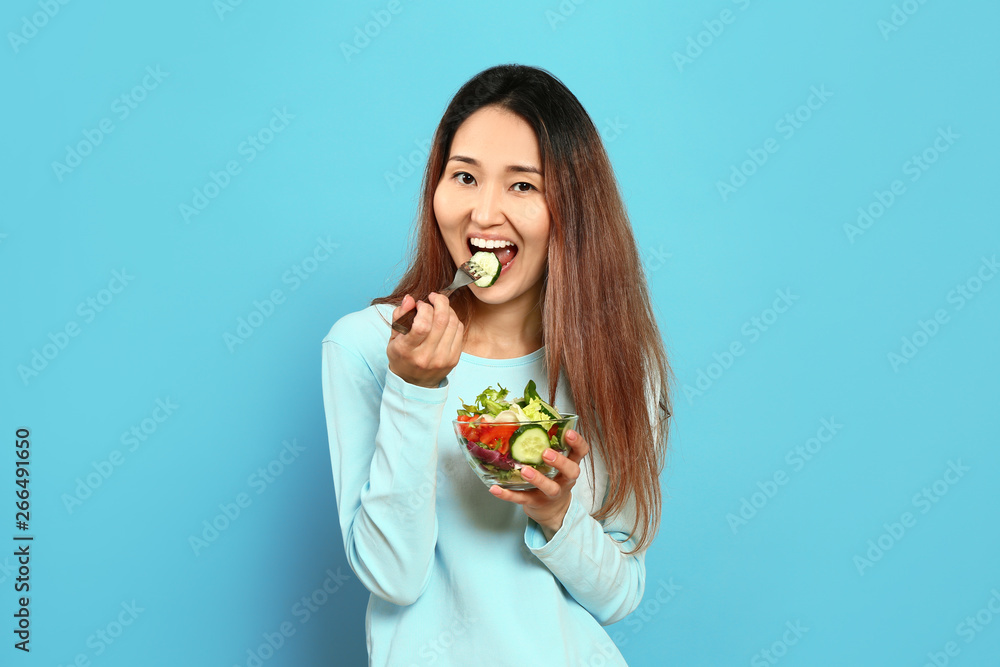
[{"xmin": 447, "ymin": 155, "xmax": 543, "ymax": 176}]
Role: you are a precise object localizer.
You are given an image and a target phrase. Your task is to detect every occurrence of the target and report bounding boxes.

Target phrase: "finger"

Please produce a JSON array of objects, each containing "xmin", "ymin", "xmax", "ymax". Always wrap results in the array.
[
  {"xmin": 489, "ymin": 485, "xmax": 536, "ymax": 505},
  {"xmin": 391, "ymin": 294, "xmax": 415, "ymax": 321},
  {"xmin": 519, "ymin": 465, "xmax": 563, "ymax": 498},
  {"xmin": 439, "ymin": 312, "xmax": 462, "ymax": 359},
  {"xmin": 446, "ymin": 318, "xmax": 465, "ymax": 360},
  {"xmin": 389, "ymin": 295, "xmax": 415, "ymax": 342},
  {"xmin": 406, "ymin": 299, "xmax": 435, "ymax": 343},
  {"xmin": 562, "ymin": 429, "xmax": 590, "ymax": 464},
  {"xmin": 420, "ymin": 292, "xmax": 451, "ymax": 351},
  {"xmin": 541, "ymin": 447, "xmax": 581, "ymax": 482}
]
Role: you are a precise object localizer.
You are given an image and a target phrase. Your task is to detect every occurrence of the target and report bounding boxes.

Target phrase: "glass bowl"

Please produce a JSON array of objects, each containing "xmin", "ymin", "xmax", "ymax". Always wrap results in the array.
[{"xmin": 452, "ymin": 414, "xmax": 579, "ymax": 490}]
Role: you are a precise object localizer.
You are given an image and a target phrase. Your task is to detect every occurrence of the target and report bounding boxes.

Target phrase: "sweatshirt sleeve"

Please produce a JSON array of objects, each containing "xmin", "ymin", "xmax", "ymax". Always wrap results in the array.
[
  {"xmin": 526, "ymin": 374, "xmax": 669, "ymax": 624},
  {"xmin": 523, "ymin": 487, "xmax": 646, "ymax": 626},
  {"xmin": 321, "ymin": 335, "xmax": 448, "ymax": 606}
]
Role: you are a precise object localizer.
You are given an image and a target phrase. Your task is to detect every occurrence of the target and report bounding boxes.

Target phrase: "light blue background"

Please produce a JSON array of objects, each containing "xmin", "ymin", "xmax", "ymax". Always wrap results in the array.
[{"xmin": 2, "ymin": 1, "xmax": 998, "ymax": 665}]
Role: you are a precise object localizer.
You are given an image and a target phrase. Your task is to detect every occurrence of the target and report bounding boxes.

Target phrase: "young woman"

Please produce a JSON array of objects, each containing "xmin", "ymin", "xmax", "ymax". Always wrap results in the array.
[{"xmin": 321, "ymin": 64, "xmax": 673, "ymax": 666}]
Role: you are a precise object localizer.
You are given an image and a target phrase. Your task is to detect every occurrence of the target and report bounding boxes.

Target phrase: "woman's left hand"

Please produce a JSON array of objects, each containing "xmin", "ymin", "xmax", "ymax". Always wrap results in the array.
[{"xmin": 489, "ymin": 429, "xmax": 590, "ymax": 540}]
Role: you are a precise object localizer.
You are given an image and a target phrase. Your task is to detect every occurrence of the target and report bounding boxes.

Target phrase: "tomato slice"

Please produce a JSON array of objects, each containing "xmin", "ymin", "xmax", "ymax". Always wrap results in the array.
[
  {"xmin": 491, "ymin": 423, "xmax": 518, "ymax": 445},
  {"xmin": 458, "ymin": 415, "xmax": 486, "ymax": 441}
]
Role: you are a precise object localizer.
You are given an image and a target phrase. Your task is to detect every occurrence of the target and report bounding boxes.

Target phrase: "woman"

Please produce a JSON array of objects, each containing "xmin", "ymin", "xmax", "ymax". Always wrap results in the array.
[{"xmin": 321, "ymin": 64, "xmax": 673, "ymax": 666}]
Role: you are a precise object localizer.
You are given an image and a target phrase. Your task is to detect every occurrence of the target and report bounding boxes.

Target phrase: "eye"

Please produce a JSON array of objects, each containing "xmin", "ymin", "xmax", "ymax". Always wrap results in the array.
[
  {"xmin": 512, "ymin": 182, "xmax": 537, "ymax": 193},
  {"xmin": 452, "ymin": 171, "xmax": 476, "ymax": 185}
]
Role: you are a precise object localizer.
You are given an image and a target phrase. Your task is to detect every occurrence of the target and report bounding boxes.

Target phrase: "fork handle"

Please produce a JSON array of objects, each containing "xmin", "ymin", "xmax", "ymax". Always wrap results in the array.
[
  {"xmin": 391, "ymin": 308, "xmax": 418, "ymax": 335},
  {"xmin": 390, "ymin": 288, "xmax": 457, "ymax": 335}
]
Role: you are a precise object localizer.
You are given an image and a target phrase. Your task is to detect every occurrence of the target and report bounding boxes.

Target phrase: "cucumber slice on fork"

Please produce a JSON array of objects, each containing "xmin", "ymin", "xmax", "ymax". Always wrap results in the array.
[{"xmin": 469, "ymin": 251, "xmax": 501, "ymax": 287}]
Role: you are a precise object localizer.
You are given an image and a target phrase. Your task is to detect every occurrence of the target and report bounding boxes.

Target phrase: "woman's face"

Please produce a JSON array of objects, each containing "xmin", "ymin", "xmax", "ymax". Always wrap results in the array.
[{"xmin": 433, "ymin": 105, "xmax": 550, "ymax": 307}]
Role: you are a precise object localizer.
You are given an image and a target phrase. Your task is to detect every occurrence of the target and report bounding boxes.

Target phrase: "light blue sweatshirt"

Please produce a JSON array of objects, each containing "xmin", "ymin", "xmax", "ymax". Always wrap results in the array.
[{"xmin": 321, "ymin": 304, "xmax": 645, "ymax": 666}]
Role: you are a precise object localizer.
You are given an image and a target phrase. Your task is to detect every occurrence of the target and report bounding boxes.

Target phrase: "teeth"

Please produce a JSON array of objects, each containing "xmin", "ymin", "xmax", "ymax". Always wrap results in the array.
[{"xmin": 470, "ymin": 237, "xmax": 512, "ymax": 250}]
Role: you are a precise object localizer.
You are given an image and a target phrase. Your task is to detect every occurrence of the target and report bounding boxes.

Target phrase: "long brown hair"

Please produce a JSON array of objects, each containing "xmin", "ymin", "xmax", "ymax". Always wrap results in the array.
[{"xmin": 372, "ymin": 64, "xmax": 673, "ymax": 554}]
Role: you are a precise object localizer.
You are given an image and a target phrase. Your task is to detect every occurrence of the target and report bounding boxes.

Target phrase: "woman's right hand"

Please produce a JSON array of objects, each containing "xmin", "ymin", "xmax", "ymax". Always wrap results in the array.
[{"xmin": 387, "ymin": 292, "xmax": 464, "ymax": 388}]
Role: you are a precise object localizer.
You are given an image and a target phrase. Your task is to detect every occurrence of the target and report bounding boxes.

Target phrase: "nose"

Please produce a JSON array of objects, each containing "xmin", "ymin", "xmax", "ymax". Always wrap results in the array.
[{"xmin": 470, "ymin": 180, "xmax": 505, "ymax": 227}]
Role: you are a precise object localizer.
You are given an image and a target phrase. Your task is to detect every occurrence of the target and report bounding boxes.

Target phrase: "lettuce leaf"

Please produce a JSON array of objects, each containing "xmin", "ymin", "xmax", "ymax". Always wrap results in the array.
[{"xmin": 474, "ymin": 384, "xmax": 510, "ymax": 416}]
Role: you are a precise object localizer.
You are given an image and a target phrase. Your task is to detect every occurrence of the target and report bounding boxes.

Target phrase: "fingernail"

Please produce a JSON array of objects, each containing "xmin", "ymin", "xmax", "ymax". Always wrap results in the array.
[
  {"xmin": 543, "ymin": 449, "xmax": 556, "ymax": 462},
  {"xmin": 566, "ymin": 430, "xmax": 576, "ymax": 441},
  {"xmin": 521, "ymin": 466, "xmax": 535, "ymax": 479},
  {"xmin": 489, "ymin": 485, "xmax": 502, "ymax": 495}
]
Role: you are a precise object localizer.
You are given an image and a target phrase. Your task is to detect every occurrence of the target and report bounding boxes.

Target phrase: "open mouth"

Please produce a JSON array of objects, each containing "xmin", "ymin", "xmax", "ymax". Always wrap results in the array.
[{"xmin": 467, "ymin": 238, "xmax": 518, "ymax": 269}]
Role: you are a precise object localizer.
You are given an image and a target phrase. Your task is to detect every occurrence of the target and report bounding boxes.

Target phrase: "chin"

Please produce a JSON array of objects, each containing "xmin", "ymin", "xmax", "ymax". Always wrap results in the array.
[{"xmin": 470, "ymin": 287, "xmax": 509, "ymax": 304}]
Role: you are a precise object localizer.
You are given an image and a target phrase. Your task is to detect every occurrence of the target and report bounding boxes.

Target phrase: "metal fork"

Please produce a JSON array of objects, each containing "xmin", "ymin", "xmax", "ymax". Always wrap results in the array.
[{"xmin": 391, "ymin": 258, "xmax": 488, "ymax": 334}]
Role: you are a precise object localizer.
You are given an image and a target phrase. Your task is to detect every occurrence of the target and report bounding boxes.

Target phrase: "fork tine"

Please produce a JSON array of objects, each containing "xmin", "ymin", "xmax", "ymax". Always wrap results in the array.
[{"xmin": 459, "ymin": 258, "xmax": 485, "ymax": 280}]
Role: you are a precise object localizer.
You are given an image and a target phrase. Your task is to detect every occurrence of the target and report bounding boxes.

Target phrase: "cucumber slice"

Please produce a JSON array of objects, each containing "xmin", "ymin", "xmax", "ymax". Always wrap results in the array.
[
  {"xmin": 509, "ymin": 424, "xmax": 550, "ymax": 465},
  {"xmin": 469, "ymin": 251, "xmax": 501, "ymax": 287}
]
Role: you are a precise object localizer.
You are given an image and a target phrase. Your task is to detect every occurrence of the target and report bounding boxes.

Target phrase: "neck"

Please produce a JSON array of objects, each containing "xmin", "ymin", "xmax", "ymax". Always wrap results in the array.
[{"xmin": 463, "ymin": 286, "xmax": 544, "ymax": 359}]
